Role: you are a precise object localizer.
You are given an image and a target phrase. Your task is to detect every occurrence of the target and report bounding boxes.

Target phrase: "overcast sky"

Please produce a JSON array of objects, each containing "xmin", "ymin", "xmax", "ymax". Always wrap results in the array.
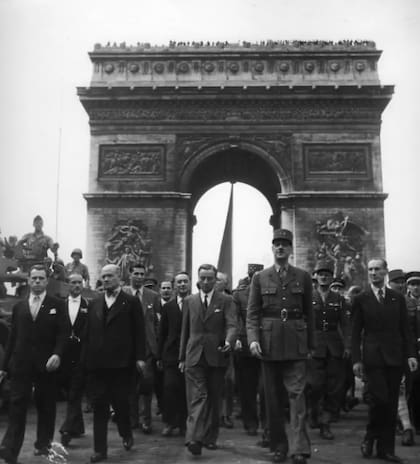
[{"xmin": 0, "ymin": 0, "xmax": 419, "ymax": 287}]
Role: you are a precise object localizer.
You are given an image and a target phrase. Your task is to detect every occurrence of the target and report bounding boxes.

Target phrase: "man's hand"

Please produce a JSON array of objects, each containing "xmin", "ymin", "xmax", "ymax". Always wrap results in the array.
[
  {"xmin": 249, "ymin": 341, "xmax": 262, "ymax": 358},
  {"xmin": 0, "ymin": 370, "xmax": 7, "ymax": 383},
  {"xmin": 178, "ymin": 361, "xmax": 185, "ymax": 373},
  {"xmin": 46, "ymin": 354, "xmax": 61, "ymax": 372},
  {"xmin": 136, "ymin": 360, "xmax": 146, "ymax": 373},
  {"xmin": 218, "ymin": 341, "xmax": 231, "ymax": 353},
  {"xmin": 234, "ymin": 339, "xmax": 242, "ymax": 351},
  {"xmin": 408, "ymin": 357, "xmax": 418, "ymax": 372},
  {"xmin": 353, "ymin": 361, "xmax": 363, "ymax": 379}
]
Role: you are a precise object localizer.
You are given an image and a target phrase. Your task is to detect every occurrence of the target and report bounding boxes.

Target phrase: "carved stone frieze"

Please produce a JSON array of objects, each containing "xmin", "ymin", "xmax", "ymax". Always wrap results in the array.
[
  {"xmin": 303, "ymin": 144, "xmax": 371, "ymax": 179},
  {"xmin": 87, "ymin": 100, "xmax": 381, "ymax": 122},
  {"xmin": 99, "ymin": 144, "xmax": 165, "ymax": 179}
]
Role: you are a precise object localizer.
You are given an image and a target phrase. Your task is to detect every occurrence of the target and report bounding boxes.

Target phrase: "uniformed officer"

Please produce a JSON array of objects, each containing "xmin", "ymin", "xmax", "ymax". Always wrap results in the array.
[
  {"xmin": 247, "ymin": 229, "xmax": 315, "ymax": 464},
  {"xmin": 306, "ymin": 261, "xmax": 350, "ymax": 440}
]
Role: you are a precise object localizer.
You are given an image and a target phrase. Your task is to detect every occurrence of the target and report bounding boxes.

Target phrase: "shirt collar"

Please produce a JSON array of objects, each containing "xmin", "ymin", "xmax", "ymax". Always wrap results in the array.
[
  {"xmin": 106, "ymin": 287, "xmax": 121, "ymax": 298},
  {"xmin": 30, "ymin": 291, "xmax": 46, "ymax": 302},
  {"xmin": 200, "ymin": 288, "xmax": 215, "ymax": 304},
  {"xmin": 274, "ymin": 263, "xmax": 289, "ymax": 273},
  {"xmin": 68, "ymin": 294, "xmax": 81, "ymax": 303},
  {"xmin": 371, "ymin": 284, "xmax": 386, "ymax": 297}
]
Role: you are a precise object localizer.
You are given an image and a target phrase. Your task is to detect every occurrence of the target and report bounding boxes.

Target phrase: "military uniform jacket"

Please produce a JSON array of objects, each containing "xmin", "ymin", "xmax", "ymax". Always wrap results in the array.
[
  {"xmin": 246, "ymin": 264, "xmax": 315, "ymax": 361},
  {"xmin": 406, "ymin": 293, "xmax": 420, "ymax": 359},
  {"xmin": 179, "ymin": 291, "xmax": 237, "ymax": 368},
  {"xmin": 351, "ymin": 288, "xmax": 415, "ymax": 367},
  {"xmin": 2, "ymin": 294, "xmax": 68, "ymax": 374},
  {"xmin": 312, "ymin": 289, "xmax": 350, "ymax": 358}
]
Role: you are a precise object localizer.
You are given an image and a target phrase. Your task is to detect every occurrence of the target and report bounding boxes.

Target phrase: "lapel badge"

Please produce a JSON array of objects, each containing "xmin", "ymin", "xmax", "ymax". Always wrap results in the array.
[
  {"xmin": 215, "ymin": 308, "xmax": 221, "ymax": 313},
  {"xmin": 49, "ymin": 308, "xmax": 57, "ymax": 315},
  {"xmin": 80, "ymin": 307, "xmax": 88, "ymax": 313}
]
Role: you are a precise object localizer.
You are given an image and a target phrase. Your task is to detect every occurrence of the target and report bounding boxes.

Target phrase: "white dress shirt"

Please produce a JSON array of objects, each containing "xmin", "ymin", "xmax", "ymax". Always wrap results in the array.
[
  {"xmin": 68, "ymin": 295, "xmax": 81, "ymax": 326},
  {"xmin": 370, "ymin": 284, "xmax": 387, "ymax": 303},
  {"xmin": 29, "ymin": 291, "xmax": 46, "ymax": 320},
  {"xmin": 105, "ymin": 287, "xmax": 121, "ymax": 308},
  {"xmin": 200, "ymin": 288, "xmax": 215, "ymax": 306}
]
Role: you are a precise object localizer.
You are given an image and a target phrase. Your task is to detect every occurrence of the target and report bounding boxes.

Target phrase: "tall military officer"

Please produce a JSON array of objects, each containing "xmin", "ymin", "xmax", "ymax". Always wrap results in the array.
[
  {"xmin": 306, "ymin": 260, "xmax": 350, "ymax": 440},
  {"xmin": 247, "ymin": 229, "xmax": 315, "ymax": 464}
]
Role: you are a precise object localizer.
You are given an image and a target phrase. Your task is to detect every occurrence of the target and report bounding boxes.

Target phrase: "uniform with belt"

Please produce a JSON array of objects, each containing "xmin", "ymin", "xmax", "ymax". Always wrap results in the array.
[
  {"xmin": 247, "ymin": 229, "xmax": 315, "ymax": 464},
  {"xmin": 306, "ymin": 261, "xmax": 349, "ymax": 438}
]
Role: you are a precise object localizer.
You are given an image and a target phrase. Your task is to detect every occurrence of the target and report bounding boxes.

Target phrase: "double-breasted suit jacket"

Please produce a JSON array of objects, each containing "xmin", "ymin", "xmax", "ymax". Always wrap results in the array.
[
  {"xmin": 312, "ymin": 290, "xmax": 349, "ymax": 359},
  {"xmin": 2, "ymin": 294, "xmax": 68, "ymax": 374},
  {"xmin": 246, "ymin": 265, "xmax": 315, "ymax": 361},
  {"xmin": 83, "ymin": 291, "xmax": 146, "ymax": 370},
  {"xmin": 158, "ymin": 299, "xmax": 183, "ymax": 367},
  {"xmin": 179, "ymin": 291, "xmax": 237, "ymax": 368},
  {"xmin": 351, "ymin": 288, "xmax": 415, "ymax": 368}
]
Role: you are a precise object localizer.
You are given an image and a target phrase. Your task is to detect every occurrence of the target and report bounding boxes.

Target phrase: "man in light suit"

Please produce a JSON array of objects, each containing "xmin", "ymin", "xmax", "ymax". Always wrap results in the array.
[
  {"xmin": 179, "ymin": 264, "xmax": 236, "ymax": 456},
  {"xmin": 247, "ymin": 229, "xmax": 315, "ymax": 464},
  {"xmin": 352, "ymin": 258, "xmax": 417, "ymax": 463},
  {"xmin": 83, "ymin": 264, "xmax": 146, "ymax": 463},
  {"xmin": 123, "ymin": 262, "xmax": 160, "ymax": 434},
  {"xmin": 59, "ymin": 273, "xmax": 89, "ymax": 447},
  {"xmin": 0, "ymin": 264, "xmax": 68, "ymax": 464}
]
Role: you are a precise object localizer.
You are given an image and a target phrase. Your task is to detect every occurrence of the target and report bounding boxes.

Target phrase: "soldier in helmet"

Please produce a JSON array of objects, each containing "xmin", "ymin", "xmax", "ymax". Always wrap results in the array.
[
  {"xmin": 65, "ymin": 249, "xmax": 90, "ymax": 288},
  {"xmin": 306, "ymin": 260, "xmax": 350, "ymax": 440}
]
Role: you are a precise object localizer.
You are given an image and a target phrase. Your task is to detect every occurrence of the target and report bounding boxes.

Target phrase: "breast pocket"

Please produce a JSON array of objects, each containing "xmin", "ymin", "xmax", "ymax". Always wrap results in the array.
[{"xmin": 261, "ymin": 287, "xmax": 277, "ymax": 308}]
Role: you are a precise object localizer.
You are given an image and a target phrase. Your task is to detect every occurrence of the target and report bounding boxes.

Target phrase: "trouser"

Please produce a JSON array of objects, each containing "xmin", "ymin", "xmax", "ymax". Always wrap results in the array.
[
  {"xmin": 1, "ymin": 369, "xmax": 57, "ymax": 461},
  {"xmin": 262, "ymin": 359, "xmax": 310, "ymax": 457},
  {"xmin": 59, "ymin": 363, "xmax": 86, "ymax": 436},
  {"xmin": 184, "ymin": 359, "xmax": 226, "ymax": 445},
  {"xmin": 307, "ymin": 355, "xmax": 345, "ymax": 425},
  {"xmin": 398, "ymin": 376, "xmax": 413, "ymax": 431},
  {"xmin": 162, "ymin": 364, "xmax": 187, "ymax": 429},
  {"xmin": 407, "ymin": 368, "xmax": 420, "ymax": 430},
  {"xmin": 88, "ymin": 368, "xmax": 133, "ymax": 454},
  {"xmin": 219, "ymin": 353, "xmax": 234, "ymax": 418},
  {"xmin": 129, "ymin": 358, "xmax": 154, "ymax": 427},
  {"xmin": 234, "ymin": 352, "xmax": 261, "ymax": 430},
  {"xmin": 364, "ymin": 365, "xmax": 402, "ymax": 454}
]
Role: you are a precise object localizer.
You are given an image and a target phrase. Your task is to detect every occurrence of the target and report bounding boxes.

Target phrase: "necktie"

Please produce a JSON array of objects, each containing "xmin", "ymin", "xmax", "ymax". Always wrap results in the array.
[
  {"xmin": 179, "ymin": 298, "xmax": 184, "ymax": 311},
  {"xmin": 31, "ymin": 295, "xmax": 41, "ymax": 320},
  {"xmin": 279, "ymin": 267, "xmax": 287, "ymax": 280},
  {"xmin": 378, "ymin": 288, "xmax": 385, "ymax": 304},
  {"xmin": 204, "ymin": 294, "xmax": 208, "ymax": 310}
]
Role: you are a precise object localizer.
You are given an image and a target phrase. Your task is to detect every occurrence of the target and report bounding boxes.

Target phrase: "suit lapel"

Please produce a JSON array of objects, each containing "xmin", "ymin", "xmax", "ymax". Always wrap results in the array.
[
  {"xmin": 73, "ymin": 298, "xmax": 88, "ymax": 332},
  {"xmin": 35, "ymin": 294, "xmax": 51, "ymax": 320},
  {"xmin": 204, "ymin": 291, "xmax": 218, "ymax": 321},
  {"xmin": 95, "ymin": 296, "xmax": 105, "ymax": 323}
]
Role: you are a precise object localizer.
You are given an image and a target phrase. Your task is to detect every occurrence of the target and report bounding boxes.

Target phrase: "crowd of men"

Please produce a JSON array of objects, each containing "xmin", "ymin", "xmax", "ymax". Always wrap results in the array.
[{"xmin": 0, "ymin": 227, "xmax": 419, "ymax": 464}]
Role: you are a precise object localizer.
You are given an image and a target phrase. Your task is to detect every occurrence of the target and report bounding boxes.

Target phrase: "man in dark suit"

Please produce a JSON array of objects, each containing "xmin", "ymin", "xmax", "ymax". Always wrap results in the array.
[
  {"xmin": 0, "ymin": 264, "xmax": 68, "ymax": 464},
  {"xmin": 352, "ymin": 258, "xmax": 418, "ymax": 463},
  {"xmin": 306, "ymin": 260, "xmax": 350, "ymax": 440},
  {"xmin": 179, "ymin": 264, "xmax": 236, "ymax": 456},
  {"xmin": 247, "ymin": 229, "xmax": 315, "ymax": 464},
  {"xmin": 83, "ymin": 264, "xmax": 146, "ymax": 463},
  {"xmin": 59, "ymin": 272, "xmax": 89, "ymax": 447},
  {"xmin": 157, "ymin": 271, "xmax": 190, "ymax": 437},
  {"xmin": 122, "ymin": 262, "xmax": 160, "ymax": 434}
]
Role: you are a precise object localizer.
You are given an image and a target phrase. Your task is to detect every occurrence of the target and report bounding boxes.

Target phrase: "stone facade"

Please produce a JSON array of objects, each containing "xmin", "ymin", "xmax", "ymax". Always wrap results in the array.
[{"xmin": 78, "ymin": 41, "xmax": 393, "ymax": 286}]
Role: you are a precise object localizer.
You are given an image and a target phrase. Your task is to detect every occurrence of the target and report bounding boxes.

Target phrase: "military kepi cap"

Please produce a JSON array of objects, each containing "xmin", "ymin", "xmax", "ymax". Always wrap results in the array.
[
  {"xmin": 406, "ymin": 271, "xmax": 420, "ymax": 284},
  {"xmin": 272, "ymin": 229, "xmax": 293, "ymax": 245},
  {"xmin": 248, "ymin": 263, "xmax": 264, "ymax": 274},
  {"xmin": 314, "ymin": 260, "xmax": 334, "ymax": 274},
  {"xmin": 388, "ymin": 269, "xmax": 405, "ymax": 283}
]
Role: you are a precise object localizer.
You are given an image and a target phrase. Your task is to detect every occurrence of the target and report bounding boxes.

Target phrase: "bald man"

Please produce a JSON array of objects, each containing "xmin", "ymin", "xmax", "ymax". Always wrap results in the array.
[{"xmin": 82, "ymin": 264, "xmax": 147, "ymax": 463}]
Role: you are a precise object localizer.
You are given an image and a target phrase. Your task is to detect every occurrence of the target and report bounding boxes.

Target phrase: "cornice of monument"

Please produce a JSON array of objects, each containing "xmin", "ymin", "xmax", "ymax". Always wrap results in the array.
[{"xmin": 86, "ymin": 40, "xmax": 383, "ymax": 88}]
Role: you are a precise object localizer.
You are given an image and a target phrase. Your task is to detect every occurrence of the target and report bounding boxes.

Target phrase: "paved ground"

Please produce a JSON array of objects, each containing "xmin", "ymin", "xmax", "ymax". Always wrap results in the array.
[{"xmin": 0, "ymin": 401, "xmax": 419, "ymax": 464}]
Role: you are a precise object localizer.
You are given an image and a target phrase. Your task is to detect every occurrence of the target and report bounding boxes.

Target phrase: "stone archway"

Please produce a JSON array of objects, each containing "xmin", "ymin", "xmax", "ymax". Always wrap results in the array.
[{"xmin": 79, "ymin": 41, "xmax": 392, "ymax": 285}]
